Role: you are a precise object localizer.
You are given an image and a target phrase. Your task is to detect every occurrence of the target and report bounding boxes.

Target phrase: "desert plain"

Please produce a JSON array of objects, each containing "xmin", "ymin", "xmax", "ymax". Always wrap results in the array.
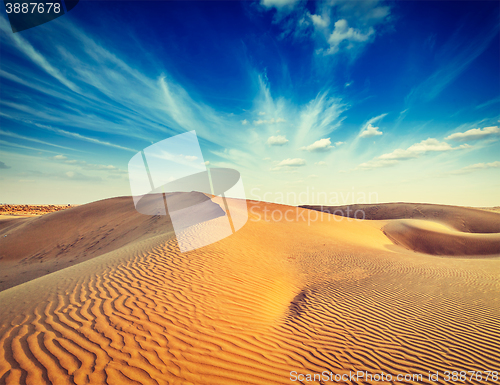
[{"xmin": 0, "ymin": 195, "xmax": 499, "ymax": 385}]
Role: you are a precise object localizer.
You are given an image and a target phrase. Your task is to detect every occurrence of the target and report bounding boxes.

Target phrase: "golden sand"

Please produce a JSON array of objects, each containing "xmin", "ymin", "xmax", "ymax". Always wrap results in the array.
[{"xmin": 0, "ymin": 198, "xmax": 499, "ymax": 384}]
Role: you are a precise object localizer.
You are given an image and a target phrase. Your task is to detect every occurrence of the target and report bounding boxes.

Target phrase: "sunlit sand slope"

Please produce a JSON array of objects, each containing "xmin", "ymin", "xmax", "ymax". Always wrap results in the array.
[
  {"xmin": 0, "ymin": 193, "xmax": 217, "ymax": 291},
  {"xmin": 0, "ymin": 201, "xmax": 499, "ymax": 385}
]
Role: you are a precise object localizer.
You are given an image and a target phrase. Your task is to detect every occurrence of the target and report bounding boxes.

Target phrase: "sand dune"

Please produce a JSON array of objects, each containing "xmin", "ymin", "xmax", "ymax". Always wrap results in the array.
[
  {"xmin": 0, "ymin": 199, "xmax": 499, "ymax": 384},
  {"xmin": 303, "ymin": 203, "xmax": 500, "ymax": 257},
  {"xmin": 0, "ymin": 192, "xmax": 220, "ymax": 291}
]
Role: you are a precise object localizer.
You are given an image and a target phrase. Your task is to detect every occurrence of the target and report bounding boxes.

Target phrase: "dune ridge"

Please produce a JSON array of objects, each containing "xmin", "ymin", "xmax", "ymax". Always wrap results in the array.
[
  {"xmin": 301, "ymin": 203, "xmax": 500, "ymax": 233},
  {"xmin": 0, "ymin": 199, "xmax": 499, "ymax": 384}
]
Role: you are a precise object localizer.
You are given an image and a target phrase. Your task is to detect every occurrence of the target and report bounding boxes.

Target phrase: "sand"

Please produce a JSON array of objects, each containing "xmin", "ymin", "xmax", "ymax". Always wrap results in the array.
[{"xmin": 0, "ymin": 197, "xmax": 499, "ymax": 384}]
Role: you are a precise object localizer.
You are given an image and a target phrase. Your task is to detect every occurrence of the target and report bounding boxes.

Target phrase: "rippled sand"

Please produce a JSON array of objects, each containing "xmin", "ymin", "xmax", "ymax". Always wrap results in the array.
[{"xmin": 0, "ymin": 198, "xmax": 499, "ymax": 384}]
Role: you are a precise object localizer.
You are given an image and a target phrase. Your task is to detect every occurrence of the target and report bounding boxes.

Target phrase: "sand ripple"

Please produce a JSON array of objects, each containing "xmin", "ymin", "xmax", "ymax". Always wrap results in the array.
[{"xmin": 1, "ymin": 202, "xmax": 499, "ymax": 384}]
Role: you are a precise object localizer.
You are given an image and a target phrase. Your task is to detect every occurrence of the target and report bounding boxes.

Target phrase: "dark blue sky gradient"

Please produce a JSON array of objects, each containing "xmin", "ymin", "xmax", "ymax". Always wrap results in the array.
[{"xmin": 0, "ymin": 0, "xmax": 499, "ymax": 204}]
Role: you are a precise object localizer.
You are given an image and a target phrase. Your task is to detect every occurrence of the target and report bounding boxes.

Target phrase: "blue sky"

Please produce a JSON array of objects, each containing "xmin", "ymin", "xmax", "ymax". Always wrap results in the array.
[{"xmin": 0, "ymin": 0, "xmax": 499, "ymax": 205}]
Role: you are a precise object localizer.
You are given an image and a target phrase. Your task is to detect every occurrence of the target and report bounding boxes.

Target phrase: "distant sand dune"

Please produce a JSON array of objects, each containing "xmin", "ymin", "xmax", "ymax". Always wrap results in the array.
[
  {"xmin": 0, "ymin": 204, "xmax": 73, "ymax": 217},
  {"xmin": 0, "ymin": 199, "xmax": 499, "ymax": 384},
  {"xmin": 301, "ymin": 203, "xmax": 500, "ymax": 232},
  {"xmin": 302, "ymin": 203, "xmax": 500, "ymax": 257},
  {"xmin": 383, "ymin": 219, "xmax": 500, "ymax": 256}
]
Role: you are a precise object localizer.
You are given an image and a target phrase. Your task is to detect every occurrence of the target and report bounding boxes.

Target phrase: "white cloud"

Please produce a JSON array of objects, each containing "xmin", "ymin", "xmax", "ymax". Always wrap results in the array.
[
  {"xmin": 452, "ymin": 161, "xmax": 500, "ymax": 175},
  {"xmin": 241, "ymin": 119, "xmax": 249, "ymax": 125},
  {"xmin": 258, "ymin": 111, "xmax": 266, "ymax": 115},
  {"xmin": 308, "ymin": 174, "xmax": 319, "ymax": 178},
  {"xmin": 315, "ymin": 161, "xmax": 327, "ymax": 167},
  {"xmin": 267, "ymin": 135, "xmax": 289, "ymax": 146},
  {"xmin": 357, "ymin": 159, "xmax": 398, "ymax": 170},
  {"xmin": 379, "ymin": 139, "xmax": 465, "ymax": 160},
  {"xmin": 184, "ymin": 155, "xmax": 198, "ymax": 161},
  {"xmin": 82, "ymin": 163, "xmax": 125, "ymax": 173},
  {"xmin": 359, "ymin": 123, "xmax": 383, "ymax": 138},
  {"xmin": 260, "ymin": 0, "xmax": 300, "ymax": 10},
  {"xmin": 259, "ymin": 0, "xmax": 391, "ymax": 57},
  {"xmin": 254, "ymin": 117, "xmax": 286, "ymax": 125},
  {"xmin": 445, "ymin": 126, "xmax": 500, "ymax": 142},
  {"xmin": 301, "ymin": 138, "xmax": 333, "ymax": 152},
  {"xmin": 326, "ymin": 19, "xmax": 374, "ymax": 55},
  {"xmin": 359, "ymin": 113, "xmax": 387, "ymax": 138},
  {"xmin": 311, "ymin": 14, "xmax": 329, "ymax": 28},
  {"xmin": 51, "ymin": 154, "xmax": 67, "ymax": 160},
  {"xmin": 272, "ymin": 158, "xmax": 307, "ymax": 171},
  {"xmin": 204, "ymin": 160, "xmax": 210, "ymax": 165},
  {"xmin": 358, "ymin": 138, "xmax": 471, "ymax": 169},
  {"xmin": 335, "ymin": 141, "xmax": 344, "ymax": 146}
]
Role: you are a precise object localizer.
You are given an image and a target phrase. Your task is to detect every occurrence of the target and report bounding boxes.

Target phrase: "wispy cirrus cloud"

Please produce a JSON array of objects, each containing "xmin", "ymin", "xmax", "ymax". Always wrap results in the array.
[
  {"xmin": 294, "ymin": 92, "xmax": 345, "ymax": 147},
  {"xmin": 0, "ymin": 129, "xmax": 79, "ymax": 152},
  {"xmin": 34, "ymin": 124, "xmax": 138, "ymax": 153},
  {"xmin": 50, "ymin": 154, "xmax": 127, "ymax": 174},
  {"xmin": 0, "ymin": 17, "xmax": 79, "ymax": 92},
  {"xmin": 0, "ymin": 139, "xmax": 61, "ymax": 154},
  {"xmin": 476, "ymin": 97, "xmax": 500, "ymax": 110},
  {"xmin": 254, "ymin": 117, "xmax": 286, "ymax": 125},
  {"xmin": 1, "ymin": 11, "xmax": 350, "ymax": 194},
  {"xmin": 405, "ymin": 19, "xmax": 500, "ymax": 107}
]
